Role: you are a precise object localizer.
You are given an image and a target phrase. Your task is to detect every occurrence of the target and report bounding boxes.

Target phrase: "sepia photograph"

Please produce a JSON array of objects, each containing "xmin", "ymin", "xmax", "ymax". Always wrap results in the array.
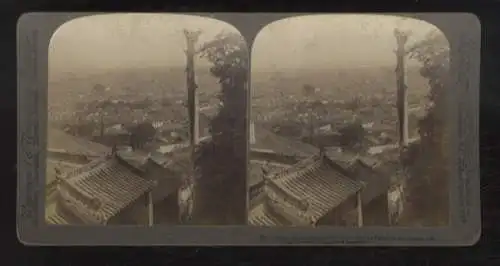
[
  {"xmin": 248, "ymin": 14, "xmax": 451, "ymax": 227},
  {"xmin": 45, "ymin": 14, "xmax": 249, "ymax": 226},
  {"xmin": 18, "ymin": 12, "xmax": 480, "ymax": 245}
]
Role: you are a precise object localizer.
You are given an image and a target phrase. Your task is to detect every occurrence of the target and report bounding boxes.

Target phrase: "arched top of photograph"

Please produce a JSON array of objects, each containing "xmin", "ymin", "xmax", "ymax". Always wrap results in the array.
[
  {"xmin": 252, "ymin": 14, "xmax": 449, "ymax": 71},
  {"xmin": 49, "ymin": 14, "xmax": 247, "ymax": 82}
]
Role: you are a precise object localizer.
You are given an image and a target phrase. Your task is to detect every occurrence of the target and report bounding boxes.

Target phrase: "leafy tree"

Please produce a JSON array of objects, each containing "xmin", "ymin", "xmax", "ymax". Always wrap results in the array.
[
  {"xmin": 402, "ymin": 30, "xmax": 450, "ymax": 226},
  {"xmin": 191, "ymin": 32, "xmax": 249, "ymax": 225},
  {"xmin": 338, "ymin": 120, "xmax": 366, "ymax": 153},
  {"xmin": 129, "ymin": 122, "xmax": 156, "ymax": 150}
]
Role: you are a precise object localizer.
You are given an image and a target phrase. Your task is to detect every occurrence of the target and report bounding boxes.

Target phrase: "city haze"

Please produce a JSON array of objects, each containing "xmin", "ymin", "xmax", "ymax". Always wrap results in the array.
[
  {"xmin": 49, "ymin": 14, "xmax": 239, "ymax": 80},
  {"xmin": 252, "ymin": 14, "xmax": 446, "ymax": 71}
]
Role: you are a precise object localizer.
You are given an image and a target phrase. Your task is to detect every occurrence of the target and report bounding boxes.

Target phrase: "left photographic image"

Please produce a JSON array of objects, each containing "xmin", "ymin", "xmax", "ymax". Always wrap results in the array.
[{"xmin": 45, "ymin": 14, "xmax": 249, "ymax": 226}]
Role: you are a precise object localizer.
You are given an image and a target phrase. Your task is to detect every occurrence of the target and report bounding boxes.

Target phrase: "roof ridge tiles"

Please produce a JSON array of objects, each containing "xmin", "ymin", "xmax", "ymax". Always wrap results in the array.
[{"xmin": 63, "ymin": 155, "xmax": 112, "ymax": 180}]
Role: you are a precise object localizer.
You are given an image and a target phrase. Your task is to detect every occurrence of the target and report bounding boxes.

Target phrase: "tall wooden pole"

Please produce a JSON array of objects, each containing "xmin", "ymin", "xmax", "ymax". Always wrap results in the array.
[
  {"xmin": 394, "ymin": 29, "xmax": 410, "ymax": 222},
  {"xmin": 181, "ymin": 29, "xmax": 202, "ymax": 224},
  {"xmin": 184, "ymin": 29, "xmax": 202, "ymax": 146},
  {"xmin": 394, "ymin": 29, "xmax": 409, "ymax": 148}
]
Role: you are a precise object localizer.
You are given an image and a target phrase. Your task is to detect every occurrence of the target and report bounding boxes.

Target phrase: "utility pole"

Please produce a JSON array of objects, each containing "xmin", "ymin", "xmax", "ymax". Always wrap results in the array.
[{"xmin": 394, "ymin": 28, "xmax": 410, "ymax": 148}]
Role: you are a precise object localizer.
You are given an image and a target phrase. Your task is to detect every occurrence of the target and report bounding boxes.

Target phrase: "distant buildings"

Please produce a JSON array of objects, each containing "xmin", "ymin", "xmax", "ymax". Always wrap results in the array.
[
  {"xmin": 46, "ymin": 94, "xmax": 409, "ymax": 226},
  {"xmin": 92, "ymin": 124, "xmax": 131, "ymax": 147}
]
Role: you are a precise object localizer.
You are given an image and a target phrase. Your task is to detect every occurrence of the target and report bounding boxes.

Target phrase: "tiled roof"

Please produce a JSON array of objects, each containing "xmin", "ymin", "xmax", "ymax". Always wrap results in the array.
[
  {"xmin": 162, "ymin": 145, "xmax": 193, "ymax": 176},
  {"xmin": 116, "ymin": 150, "xmax": 149, "ymax": 169},
  {"xmin": 45, "ymin": 201, "xmax": 84, "ymax": 225},
  {"xmin": 46, "ymin": 159, "xmax": 83, "ymax": 185},
  {"xmin": 48, "ymin": 127, "xmax": 110, "ymax": 157},
  {"xmin": 323, "ymin": 150, "xmax": 393, "ymax": 205},
  {"xmin": 266, "ymin": 155, "xmax": 363, "ymax": 223},
  {"xmin": 46, "ymin": 212, "xmax": 71, "ymax": 224},
  {"xmin": 324, "ymin": 149, "xmax": 359, "ymax": 169},
  {"xmin": 59, "ymin": 155, "xmax": 157, "ymax": 223},
  {"xmin": 251, "ymin": 125, "xmax": 319, "ymax": 158},
  {"xmin": 248, "ymin": 201, "xmax": 292, "ymax": 227},
  {"xmin": 148, "ymin": 151, "xmax": 170, "ymax": 166},
  {"xmin": 144, "ymin": 147, "xmax": 192, "ymax": 203},
  {"xmin": 343, "ymin": 158, "xmax": 391, "ymax": 205},
  {"xmin": 249, "ymin": 180, "xmax": 265, "ymax": 202},
  {"xmin": 248, "ymin": 160, "xmax": 291, "ymax": 187}
]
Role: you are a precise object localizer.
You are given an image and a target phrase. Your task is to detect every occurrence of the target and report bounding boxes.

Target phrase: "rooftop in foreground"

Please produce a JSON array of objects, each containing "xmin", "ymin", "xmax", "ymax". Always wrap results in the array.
[
  {"xmin": 50, "ymin": 155, "xmax": 157, "ymax": 224},
  {"xmin": 249, "ymin": 154, "xmax": 364, "ymax": 226}
]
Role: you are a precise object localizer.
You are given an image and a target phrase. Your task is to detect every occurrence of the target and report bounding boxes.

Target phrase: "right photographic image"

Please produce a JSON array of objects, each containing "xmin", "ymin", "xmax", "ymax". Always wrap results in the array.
[{"xmin": 248, "ymin": 14, "xmax": 450, "ymax": 227}]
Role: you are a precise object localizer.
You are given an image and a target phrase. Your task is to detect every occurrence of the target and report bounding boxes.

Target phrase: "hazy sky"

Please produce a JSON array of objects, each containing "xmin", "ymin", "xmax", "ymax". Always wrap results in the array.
[
  {"xmin": 251, "ymin": 14, "xmax": 446, "ymax": 70},
  {"xmin": 49, "ymin": 14, "xmax": 238, "ymax": 76},
  {"xmin": 49, "ymin": 14, "xmax": 447, "ymax": 77}
]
